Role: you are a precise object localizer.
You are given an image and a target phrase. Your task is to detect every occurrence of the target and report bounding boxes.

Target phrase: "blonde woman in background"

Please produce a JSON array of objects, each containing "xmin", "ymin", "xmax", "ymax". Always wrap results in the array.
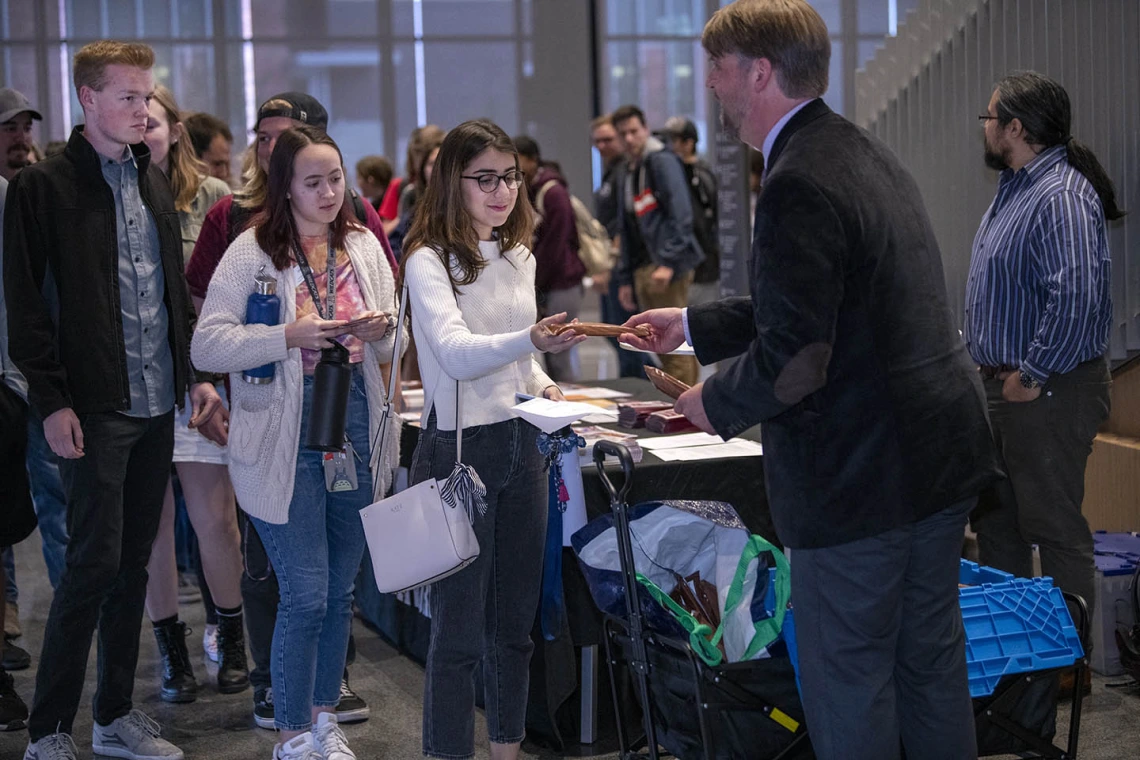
[{"xmin": 141, "ymin": 84, "xmax": 248, "ymax": 702}]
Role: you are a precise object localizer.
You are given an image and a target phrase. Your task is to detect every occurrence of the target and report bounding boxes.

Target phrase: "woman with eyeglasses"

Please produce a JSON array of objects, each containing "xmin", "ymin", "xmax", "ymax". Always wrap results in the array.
[{"xmin": 402, "ymin": 119, "xmax": 586, "ymax": 760}]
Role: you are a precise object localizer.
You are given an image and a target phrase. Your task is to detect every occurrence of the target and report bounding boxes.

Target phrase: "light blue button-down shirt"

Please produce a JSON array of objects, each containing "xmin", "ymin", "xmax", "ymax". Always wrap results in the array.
[{"xmin": 100, "ymin": 146, "xmax": 174, "ymax": 417}]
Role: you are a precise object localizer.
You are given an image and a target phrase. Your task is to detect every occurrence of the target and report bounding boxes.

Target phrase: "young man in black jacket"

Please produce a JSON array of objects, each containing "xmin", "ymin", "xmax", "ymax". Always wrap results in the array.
[{"xmin": 4, "ymin": 41, "xmax": 223, "ymax": 760}]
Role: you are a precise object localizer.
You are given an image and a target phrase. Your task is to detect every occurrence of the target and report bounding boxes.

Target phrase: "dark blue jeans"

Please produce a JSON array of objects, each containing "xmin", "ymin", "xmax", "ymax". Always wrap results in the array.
[
  {"xmin": 3, "ymin": 411, "xmax": 69, "ymax": 602},
  {"xmin": 249, "ymin": 369, "xmax": 372, "ymax": 732},
  {"xmin": 412, "ymin": 414, "xmax": 547, "ymax": 759}
]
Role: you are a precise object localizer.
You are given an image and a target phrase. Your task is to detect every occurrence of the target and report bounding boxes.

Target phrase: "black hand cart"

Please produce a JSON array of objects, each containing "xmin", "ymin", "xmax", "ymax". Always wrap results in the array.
[{"xmin": 591, "ymin": 440, "xmax": 814, "ymax": 760}]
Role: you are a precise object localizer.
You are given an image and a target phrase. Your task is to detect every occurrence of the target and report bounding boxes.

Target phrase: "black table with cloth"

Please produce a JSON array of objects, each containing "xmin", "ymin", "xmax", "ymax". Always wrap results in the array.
[{"xmin": 353, "ymin": 377, "xmax": 776, "ymax": 752}]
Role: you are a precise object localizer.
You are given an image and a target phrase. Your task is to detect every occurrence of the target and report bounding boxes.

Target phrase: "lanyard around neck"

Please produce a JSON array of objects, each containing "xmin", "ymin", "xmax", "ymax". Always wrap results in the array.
[{"xmin": 293, "ymin": 229, "xmax": 337, "ymax": 320}]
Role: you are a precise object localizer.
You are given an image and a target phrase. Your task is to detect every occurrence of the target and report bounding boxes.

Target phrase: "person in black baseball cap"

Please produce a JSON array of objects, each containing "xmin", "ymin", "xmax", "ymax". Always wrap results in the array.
[
  {"xmin": 0, "ymin": 87, "xmax": 43, "ymax": 181},
  {"xmin": 253, "ymin": 91, "xmax": 329, "ymax": 173}
]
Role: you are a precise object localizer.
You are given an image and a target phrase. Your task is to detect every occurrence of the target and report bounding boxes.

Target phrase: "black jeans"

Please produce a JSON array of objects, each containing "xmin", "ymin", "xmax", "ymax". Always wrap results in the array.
[
  {"xmin": 971, "ymin": 355, "xmax": 1111, "ymax": 621},
  {"xmin": 413, "ymin": 414, "xmax": 547, "ymax": 759},
  {"xmin": 29, "ymin": 410, "xmax": 174, "ymax": 741}
]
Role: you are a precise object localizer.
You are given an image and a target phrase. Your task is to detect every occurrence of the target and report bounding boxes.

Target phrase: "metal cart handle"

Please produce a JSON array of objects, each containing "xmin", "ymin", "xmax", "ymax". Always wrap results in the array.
[{"xmin": 594, "ymin": 440, "xmax": 633, "ymax": 505}]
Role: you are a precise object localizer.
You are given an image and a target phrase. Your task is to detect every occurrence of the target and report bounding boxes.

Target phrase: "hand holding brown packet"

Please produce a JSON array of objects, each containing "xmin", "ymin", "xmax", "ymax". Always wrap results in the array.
[{"xmin": 551, "ymin": 322, "xmax": 651, "ymax": 339}]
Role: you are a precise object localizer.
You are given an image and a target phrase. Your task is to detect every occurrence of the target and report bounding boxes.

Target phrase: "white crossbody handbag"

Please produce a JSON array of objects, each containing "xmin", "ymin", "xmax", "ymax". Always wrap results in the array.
[{"xmin": 359, "ymin": 283, "xmax": 483, "ymax": 593}]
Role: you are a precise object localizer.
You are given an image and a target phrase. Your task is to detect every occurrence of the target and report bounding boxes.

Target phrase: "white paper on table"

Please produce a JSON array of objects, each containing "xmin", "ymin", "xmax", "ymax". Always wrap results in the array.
[
  {"xmin": 618, "ymin": 340, "xmax": 696, "ymax": 356},
  {"xmin": 580, "ymin": 410, "xmax": 620, "ymax": 424},
  {"xmin": 639, "ymin": 432, "xmax": 725, "ymax": 450},
  {"xmin": 560, "ymin": 386, "xmax": 634, "ymax": 400},
  {"xmin": 651, "ymin": 440, "xmax": 764, "ymax": 461},
  {"xmin": 510, "ymin": 397, "xmax": 604, "ymax": 434}
]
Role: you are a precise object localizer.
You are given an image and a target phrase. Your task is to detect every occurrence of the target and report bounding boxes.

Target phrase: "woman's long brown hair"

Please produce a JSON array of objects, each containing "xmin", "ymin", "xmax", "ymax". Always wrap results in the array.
[
  {"xmin": 402, "ymin": 119, "xmax": 534, "ymax": 290},
  {"xmin": 150, "ymin": 85, "xmax": 206, "ymax": 213},
  {"xmin": 252, "ymin": 125, "xmax": 364, "ymax": 271}
]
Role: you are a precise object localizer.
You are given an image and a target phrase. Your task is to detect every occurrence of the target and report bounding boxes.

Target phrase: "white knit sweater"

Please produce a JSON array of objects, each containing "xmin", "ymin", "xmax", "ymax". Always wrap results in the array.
[
  {"xmin": 191, "ymin": 227, "xmax": 404, "ymax": 524},
  {"xmin": 404, "ymin": 240, "xmax": 553, "ymax": 431}
]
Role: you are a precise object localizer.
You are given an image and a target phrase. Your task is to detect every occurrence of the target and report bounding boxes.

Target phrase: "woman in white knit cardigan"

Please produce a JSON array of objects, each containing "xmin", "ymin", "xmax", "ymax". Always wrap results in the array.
[
  {"xmin": 191, "ymin": 126, "xmax": 401, "ymax": 760},
  {"xmin": 402, "ymin": 119, "xmax": 585, "ymax": 760}
]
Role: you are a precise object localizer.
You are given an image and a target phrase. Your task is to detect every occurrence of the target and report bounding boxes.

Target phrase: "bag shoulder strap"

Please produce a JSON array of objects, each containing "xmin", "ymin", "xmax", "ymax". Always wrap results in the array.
[{"xmin": 535, "ymin": 179, "xmax": 558, "ymax": 217}]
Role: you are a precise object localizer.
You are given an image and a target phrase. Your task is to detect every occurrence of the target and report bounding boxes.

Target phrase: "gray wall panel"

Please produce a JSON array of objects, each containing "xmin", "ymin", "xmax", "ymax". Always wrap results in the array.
[{"xmin": 856, "ymin": 0, "xmax": 1139, "ymax": 360}]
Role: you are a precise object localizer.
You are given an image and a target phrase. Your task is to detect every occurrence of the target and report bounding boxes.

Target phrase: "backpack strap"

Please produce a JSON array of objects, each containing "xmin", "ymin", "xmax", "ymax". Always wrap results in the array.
[
  {"xmin": 349, "ymin": 188, "xmax": 368, "ymax": 224},
  {"xmin": 535, "ymin": 179, "xmax": 559, "ymax": 218}
]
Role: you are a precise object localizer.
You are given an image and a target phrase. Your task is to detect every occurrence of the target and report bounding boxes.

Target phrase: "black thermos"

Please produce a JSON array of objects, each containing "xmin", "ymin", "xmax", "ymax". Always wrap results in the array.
[{"xmin": 306, "ymin": 340, "xmax": 351, "ymax": 451}]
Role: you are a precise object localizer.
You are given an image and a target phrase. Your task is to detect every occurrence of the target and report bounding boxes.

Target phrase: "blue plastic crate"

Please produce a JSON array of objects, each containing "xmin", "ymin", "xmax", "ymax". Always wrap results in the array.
[
  {"xmin": 959, "ymin": 564, "xmax": 1084, "ymax": 698},
  {"xmin": 1094, "ymin": 552, "xmax": 1137, "ymax": 577},
  {"xmin": 1093, "ymin": 531, "xmax": 1140, "ymax": 565},
  {"xmin": 959, "ymin": 559, "xmax": 1014, "ymax": 587}
]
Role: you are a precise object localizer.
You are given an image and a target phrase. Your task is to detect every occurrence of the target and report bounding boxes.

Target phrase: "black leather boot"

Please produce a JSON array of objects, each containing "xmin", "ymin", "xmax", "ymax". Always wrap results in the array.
[
  {"xmin": 153, "ymin": 619, "xmax": 197, "ymax": 703},
  {"xmin": 216, "ymin": 613, "xmax": 250, "ymax": 694}
]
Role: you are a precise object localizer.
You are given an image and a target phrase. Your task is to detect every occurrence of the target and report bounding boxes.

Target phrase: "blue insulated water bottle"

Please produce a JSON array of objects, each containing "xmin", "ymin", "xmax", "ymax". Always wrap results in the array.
[{"xmin": 243, "ymin": 268, "xmax": 279, "ymax": 384}]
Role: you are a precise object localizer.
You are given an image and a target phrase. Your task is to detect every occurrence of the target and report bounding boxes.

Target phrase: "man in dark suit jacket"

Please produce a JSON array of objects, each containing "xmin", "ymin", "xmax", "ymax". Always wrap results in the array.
[{"xmin": 623, "ymin": 2, "xmax": 1000, "ymax": 758}]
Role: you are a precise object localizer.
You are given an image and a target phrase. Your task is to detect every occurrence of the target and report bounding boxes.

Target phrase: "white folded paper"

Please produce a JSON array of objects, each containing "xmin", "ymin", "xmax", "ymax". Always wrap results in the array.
[
  {"xmin": 651, "ymin": 440, "xmax": 764, "ymax": 461},
  {"xmin": 510, "ymin": 397, "xmax": 606, "ymax": 434},
  {"xmin": 639, "ymin": 432, "xmax": 725, "ymax": 450}
]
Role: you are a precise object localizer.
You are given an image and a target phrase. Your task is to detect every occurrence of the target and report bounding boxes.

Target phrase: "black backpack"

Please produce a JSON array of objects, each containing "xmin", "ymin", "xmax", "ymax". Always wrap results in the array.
[
  {"xmin": 685, "ymin": 161, "xmax": 720, "ymax": 285},
  {"xmin": 227, "ymin": 188, "xmax": 370, "ymax": 245}
]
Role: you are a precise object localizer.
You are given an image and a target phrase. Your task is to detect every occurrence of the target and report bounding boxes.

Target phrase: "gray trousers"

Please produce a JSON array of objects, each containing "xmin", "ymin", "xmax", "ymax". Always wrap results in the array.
[
  {"xmin": 971, "ymin": 356, "xmax": 1110, "ymax": 621},
  {"xmin": 792, "ymin": 499, "xmax": 977, "ymax": 760}
]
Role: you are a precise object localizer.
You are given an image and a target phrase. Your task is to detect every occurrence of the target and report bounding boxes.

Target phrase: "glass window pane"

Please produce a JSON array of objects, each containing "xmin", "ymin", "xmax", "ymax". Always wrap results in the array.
[
  {"xmin": 390, "ymin": 42, "xmax": 419, "ymax": 178},
  {"xmin": 143, "ymin": 1, "xmax": 172, "ymax": 37},
  {"xmin": 807, "ymin": 0, "xmax": 840, "ymax": 33},
  {"xmin": 858, "ymin": 0, "xmax": 890, "ymax": 35},
  {"xmin": 62, "ymin": 0, "xmax": 106, "ymax": 39},
  {"xmin": 603, "ymin": 40, "xmax": 704, "ymax": 132},
  {"xmin": 175, "ymin": 0, "xmax": 211, "ymax": 38},
  {"xmin": 106, "ymin": 0, "xmax": 140, "ymax": 38},
  {"xmin": 858, "ymin": 39, "xmax": 882, "ymax": 71},
  {"xmin": 606, "ymin": 0, "xmax": 704, "ymax": 36},
  {"xmin": 422, "ymin": 41, "xmax": 518, "ymax": 135},
  {"xmin": 391, "ymin": 0, "xmax": 414, "ymax": 37},
  {"xmin": 422, "ymin": 0, "xmax": 515, "ymax": 37},
  {"xmin": 156, "ymin": 45, "xmax": 216, "ymax": 115},
  {"xmin": 4, "ymin": 0, "xmax": 38, "ymax": 39},
  {"xmin": 326, "ymin": 0, "xmax": 379, "ymax": 38},
  {"xmin": 822, "ymin": 39, "xmax": 843, "ymax": 115}
]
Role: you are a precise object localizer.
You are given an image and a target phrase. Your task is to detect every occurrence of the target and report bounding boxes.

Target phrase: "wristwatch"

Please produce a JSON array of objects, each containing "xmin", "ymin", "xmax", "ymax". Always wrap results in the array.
[{"xmin": 1018, "ymin": 369, "xmax": 1041, "ymax": 390}]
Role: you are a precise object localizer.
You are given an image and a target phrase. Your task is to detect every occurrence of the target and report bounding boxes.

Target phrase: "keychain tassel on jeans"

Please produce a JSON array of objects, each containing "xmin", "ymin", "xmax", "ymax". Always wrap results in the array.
[{"xmin": 537, "ymin": 427, "xmax": 585, "ymax": 641}]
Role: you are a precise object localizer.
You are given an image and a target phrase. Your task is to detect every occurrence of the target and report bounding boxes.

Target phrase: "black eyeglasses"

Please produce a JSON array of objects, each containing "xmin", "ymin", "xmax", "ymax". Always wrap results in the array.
[
  {"xmin": 461, "ymin": 170, "xmax": 524, "ymax": 193},
  {"xmin": 978, "ymin": 115, "xmax": 999, "ymax": 121}
]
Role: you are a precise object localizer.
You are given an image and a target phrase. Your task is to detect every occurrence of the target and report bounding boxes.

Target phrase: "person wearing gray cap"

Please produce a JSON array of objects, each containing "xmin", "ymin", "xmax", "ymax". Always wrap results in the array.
[
  {"xmin": 662, "ymin": 116, "xmax": 720, "ymax": 307},
  {"xmin": 0, "ymin": 88, "xmax": 42, "ymax": 181}
]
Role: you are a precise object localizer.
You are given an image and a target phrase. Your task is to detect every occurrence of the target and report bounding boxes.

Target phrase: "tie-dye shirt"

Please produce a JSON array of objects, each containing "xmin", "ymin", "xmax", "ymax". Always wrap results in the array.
[{"xmin": 295, "ymin": 235, "xmax": 368, "ymax": 374}]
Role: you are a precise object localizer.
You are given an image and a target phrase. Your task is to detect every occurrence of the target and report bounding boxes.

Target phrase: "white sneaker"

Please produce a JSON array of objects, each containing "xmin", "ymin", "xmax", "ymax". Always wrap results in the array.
[
  {"xmin": 273, "ymin": 732, "xmax": 322, "ymax": 760},
  {"xmin": 313, "ymin": 712, "xmax": 356, "ymax": 760},
  {"xmin": 202, "ymin": 624, "xmax": 219, "ymax": 663},
  {"xmin": 23, "ymin": 733, "xmax": 78, "ymax": 760},
  {"xmin": 92, "ymin": 709, "xmax": 184, "ymax": 759}
]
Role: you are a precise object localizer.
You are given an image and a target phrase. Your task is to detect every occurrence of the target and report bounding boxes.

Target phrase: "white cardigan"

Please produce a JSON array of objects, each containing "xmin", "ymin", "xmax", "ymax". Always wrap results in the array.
[
  {"xmin": 404, "ymin": 239, "xmax": 553, "ymax": 431},
  {"xmin": 191, "ymin": 227, "xmax": 404, "ymax": 524}
]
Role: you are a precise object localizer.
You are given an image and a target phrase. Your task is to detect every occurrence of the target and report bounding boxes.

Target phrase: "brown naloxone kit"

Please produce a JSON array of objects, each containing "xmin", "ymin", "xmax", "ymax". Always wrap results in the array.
[{"xmin": 551, "ymin": 322, "xmax": 651, "ymax": 339}]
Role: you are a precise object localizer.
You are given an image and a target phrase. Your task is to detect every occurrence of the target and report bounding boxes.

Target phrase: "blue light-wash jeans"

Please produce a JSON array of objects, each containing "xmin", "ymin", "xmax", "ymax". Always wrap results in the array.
[
  {"xmin": 3, "ymin": 412, "xmax": 69, "ymax": 602},
  {"xmin": 249, "ymin": 369, "xmax": 372, "ymax": 732},
  {"xmin": 412, "ymin": 412, "xmax": 547, "ymax": 759}
]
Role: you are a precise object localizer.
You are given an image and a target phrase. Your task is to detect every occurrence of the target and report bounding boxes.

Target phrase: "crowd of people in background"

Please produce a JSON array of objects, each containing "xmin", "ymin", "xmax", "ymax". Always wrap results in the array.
[{"xmin": 0, "ymin": 1, "xmax": 1120, "ymax": 759}]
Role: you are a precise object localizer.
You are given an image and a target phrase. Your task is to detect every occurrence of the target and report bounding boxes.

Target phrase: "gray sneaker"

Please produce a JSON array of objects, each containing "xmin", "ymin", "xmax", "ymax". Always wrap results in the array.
[
  {"xmin": 92, "ymin": 710, "xmax": 183, "ymax": 760},
  {"xmin": 23, "ymin": 732, "xmax": 78, "ymax": 760}
]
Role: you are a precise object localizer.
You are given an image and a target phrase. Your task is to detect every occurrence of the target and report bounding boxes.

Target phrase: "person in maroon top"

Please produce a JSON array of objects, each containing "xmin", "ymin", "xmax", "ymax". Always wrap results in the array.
[{"xmin": 185, "ymin": 91, "xmax": 395, "ymax": 732}]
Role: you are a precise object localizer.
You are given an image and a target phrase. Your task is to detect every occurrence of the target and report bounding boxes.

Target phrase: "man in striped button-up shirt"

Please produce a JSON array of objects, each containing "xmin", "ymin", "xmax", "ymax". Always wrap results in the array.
[{"xmin": 965, "ymin": 72, "xmax": 1122, "ymax": 625}]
